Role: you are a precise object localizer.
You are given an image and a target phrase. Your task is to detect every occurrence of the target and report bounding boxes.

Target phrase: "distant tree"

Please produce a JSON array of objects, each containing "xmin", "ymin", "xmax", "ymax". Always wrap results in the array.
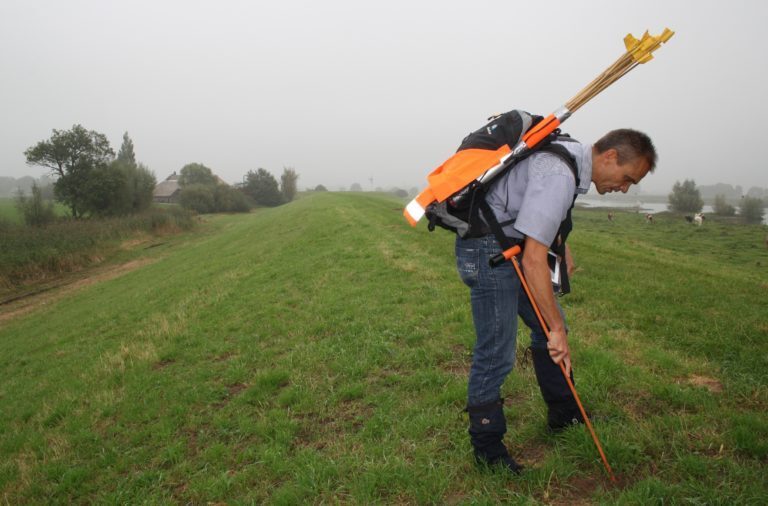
[
  {"xmin": 350, "ymin": 182, "xmax": 363, "ymax": 192},
  {"xmin": 14, "ymin": 182, "xmax": 55, "ymax": 226},
  {"xmin": 117, "ymin": 132, "xmax": 137, "ymax": 166},
  {"xmin": 280, "ymin": 167, "xmax": 299, "ymax": 203},
  {"xmin": 104, "ymin": 160, "xmax": 156, "ymax": 214},
  {"xmin": 314, "ymin": 184, "xmax": 328, "ymax": 192},
  {"xmin": 78, "ymin": 163, "xmax": 127, "ymax": 216},
  {"xmin": 39, "ymin": 183, "xmax": 55, "ymax": 200},
  {"xmin": 243, "ymin": 168, "xmax": 282, "ymax": 207},
  {"xmin": 391, "ymin": 188, "xmax": 408, "ymax": 198},
  {"xmin": 179, "ymin": 163, "xmax": 217, "ymax": 187},
  {"xmin": 213, "ymin": 185, "xmax": 252, "ymax": 213},
  {"xmin": 24, "ymin": 124, "xmax": 115, "ymax": 218},
  {"xmin": 180, "ymin": 184, "xmax": 216, "ymax": 214},
  {"xmin": 668, "ymin": 179, "xmax": 703, "ymax": 213},
  {"xmin": 127, "ymin": 163, "xmax": 157, "ymax": 212},
  {"xmin": 713, "ymin": 194, "xmax": 736, "ymax": 216},
  {"xmin": 739, "ymin": 196, "xmax": 765, "ymax": 224},
  {"xmin": 746, "ymin": 186, "xmax": 767, "ymax": 200}
]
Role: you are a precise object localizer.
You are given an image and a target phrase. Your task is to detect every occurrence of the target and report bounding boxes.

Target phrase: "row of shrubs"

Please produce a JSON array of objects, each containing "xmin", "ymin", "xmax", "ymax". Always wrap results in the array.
[{"xmin": 0, "ymin": 206, "xmax": 195, "ymax": 291}]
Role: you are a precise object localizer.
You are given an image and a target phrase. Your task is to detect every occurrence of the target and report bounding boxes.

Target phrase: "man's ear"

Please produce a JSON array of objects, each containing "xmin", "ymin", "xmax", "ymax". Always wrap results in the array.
[{"xmin": 603, "ymin": 148, "xmax": 618, "ymax": 163}]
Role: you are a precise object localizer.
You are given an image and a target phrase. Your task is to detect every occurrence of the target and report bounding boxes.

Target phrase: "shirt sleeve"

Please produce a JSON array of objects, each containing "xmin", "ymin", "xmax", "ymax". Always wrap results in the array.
[{"xmin": 513, "ymin": 153, "xmax": 576, "ymax": 246}]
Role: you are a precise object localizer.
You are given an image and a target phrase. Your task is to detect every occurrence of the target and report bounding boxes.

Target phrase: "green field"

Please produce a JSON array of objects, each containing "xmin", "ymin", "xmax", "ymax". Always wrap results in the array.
[
  {"xmin": 1, "ymin": 193, "xmax": 766, "ymax": 504},
  {"xmin": 0, "ymin": 198, "xmax": 21, "ymax": 224},
  {"xmin": 0, "ymin": 197, "xmax": 70, "ymax": 224}
]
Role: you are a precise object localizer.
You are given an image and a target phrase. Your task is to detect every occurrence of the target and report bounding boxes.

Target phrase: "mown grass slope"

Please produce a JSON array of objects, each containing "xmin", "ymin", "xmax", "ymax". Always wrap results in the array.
[{"xmin": 1, "ymin": 193, "xmax": 766, "ymax": 504}]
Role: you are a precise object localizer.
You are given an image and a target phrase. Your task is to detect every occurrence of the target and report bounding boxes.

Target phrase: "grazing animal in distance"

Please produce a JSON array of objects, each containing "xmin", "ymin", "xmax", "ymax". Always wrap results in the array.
[
  {"xmin": 607, "ymin": 212, "xmax": 614, "ymax": 222},
  {"xmin": 684, "ymin": 215, "xmax": 694, "ymax": 223},
  {"xmin": 645, "ymin": 213, "xmax": 654, "ymax": 224},
  {"xmin": 694, "ymin": 213, "xmax": 704, "ymax": 226}
]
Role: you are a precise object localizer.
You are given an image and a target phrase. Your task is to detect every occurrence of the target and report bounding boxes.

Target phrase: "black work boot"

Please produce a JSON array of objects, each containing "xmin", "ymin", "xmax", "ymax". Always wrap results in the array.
[
  {"xmin": 466, "ymin": 399, "xmax": 524, "ymax": 474},
  {"xmin": 530, "ymin": 347, "xmax": 584, "ymax": 432}
]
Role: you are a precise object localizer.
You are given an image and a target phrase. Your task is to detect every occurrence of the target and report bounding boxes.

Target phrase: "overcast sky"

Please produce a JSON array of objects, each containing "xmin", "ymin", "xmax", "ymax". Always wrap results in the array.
[{"xmin": 1, "ymin": 0, "xmax": 765, "ymax": 194}]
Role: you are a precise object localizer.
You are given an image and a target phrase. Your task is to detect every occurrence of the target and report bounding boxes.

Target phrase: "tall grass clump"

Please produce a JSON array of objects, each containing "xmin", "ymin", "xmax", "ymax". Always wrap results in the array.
[
  {"xmin": 14, "ymin": 183, "xmax": 56, "ymax": 227},
  {"xmin": 0, "ymin": 206, "xmax": 195, "ymax": 290}
]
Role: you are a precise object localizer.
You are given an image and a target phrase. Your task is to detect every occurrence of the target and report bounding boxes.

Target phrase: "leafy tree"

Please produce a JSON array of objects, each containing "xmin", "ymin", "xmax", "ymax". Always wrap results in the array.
[
  {"xmin": 79, "ymin": 164, "xmax": 127, "ymax": 216},
  {"xmin": 243, "ymin": 168, "xmax": 282, "ymax": 207},
  {"xmin": 180, "ymin": 184, "xmax": 216, "ymax": 214},
  {"xmin": 101, "ymin": 160, "xmax": 157, "ymax": 215},
  {"xmin": 713, "ymin": 194, "xmax": 736, "ymax": 216},
  {"xmin": 213, "ymin": 185, "xmax": 252, "ymax": 213},
  {"xmin": 350, "ymin": 182, "xmax": 363, "ymax": 192},
  {"xmin": 314, "ymin": 184, "xmax": 328, "ymax": 192},
  {"xmin": 179, "ymin": 163, "xmax": 217, "ymax": 187},
  {"xmin": 24, "ymin": 124, "xmax": 115, "ymax": 218},
  {"xmin": 117, "ymin": 132, "xmax": 137, "ymax": 166},
  {"xmin": 125, "ymin": 163, "xmax": 157, "ymax": 212},
  {"xmin": 391, "ymin": 188, "xmax": 408, "ymax": 198},
  {"xmin": 176, "ymin": 163, "xmax": 250, "ymax": 214},
  {"xmin": 668, "ymin": 179, "xmax": 703, "ymax": 213},
  {"xmin": 14, "ymin": 182, "xmax": 55, "ymax": 226},
  {"xmin": 39, "ymin": 182, "xmax": 55, "ymax": 200},
  {"xmin": 280, "ymin": 167, "xmax": 299, "ymax": 203},
  {"xmin": 739, "ymin": 196, "xmax": 765, "ymax": 224}
]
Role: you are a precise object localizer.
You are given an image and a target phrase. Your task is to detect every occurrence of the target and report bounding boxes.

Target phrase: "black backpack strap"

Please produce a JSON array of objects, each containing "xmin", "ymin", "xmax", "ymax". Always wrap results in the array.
[
  {"xmin": 475, "ymin": 189, "xmax": 520, "ymax": 255},
  {"xmin": 536, "ymin": 142, "xmax": 580, "ymax": 188},
  {"xmin": 535, "ymin": 142, "xmax": 580, "ymax": 295}
]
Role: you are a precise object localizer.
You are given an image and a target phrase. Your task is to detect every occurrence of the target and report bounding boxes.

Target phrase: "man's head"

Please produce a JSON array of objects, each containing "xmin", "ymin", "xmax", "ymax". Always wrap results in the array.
[{"xmin": 591, "ymin": 129, "xmax": 657, "ymax": 194}]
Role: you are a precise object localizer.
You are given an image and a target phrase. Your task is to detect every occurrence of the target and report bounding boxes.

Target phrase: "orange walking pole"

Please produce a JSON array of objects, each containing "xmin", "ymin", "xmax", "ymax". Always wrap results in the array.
[{"xmin": 497, "ymin": 245, "xmax": 617, "ymax": 483}]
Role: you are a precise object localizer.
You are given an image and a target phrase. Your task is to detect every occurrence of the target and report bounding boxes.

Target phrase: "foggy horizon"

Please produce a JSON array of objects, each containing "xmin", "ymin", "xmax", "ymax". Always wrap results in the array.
[{"xmin": 2, "ymin": 0, "xmax": 766, "ymax": 195}]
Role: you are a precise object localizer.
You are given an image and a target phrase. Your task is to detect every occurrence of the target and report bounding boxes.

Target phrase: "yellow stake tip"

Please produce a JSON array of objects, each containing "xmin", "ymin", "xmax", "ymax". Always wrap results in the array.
[
  {"xmin": 660, "ymin": 28, "xmax": 675, "ymax": 42},
  {"xmin": 624, "ymin": 27, "xmax": 674, "ymax": 64}
]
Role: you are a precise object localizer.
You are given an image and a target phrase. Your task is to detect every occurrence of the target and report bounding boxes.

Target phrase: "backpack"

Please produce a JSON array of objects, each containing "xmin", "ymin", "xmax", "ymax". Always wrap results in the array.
[
  {"xmin": 422, "ymin": 110, "xmax": 581, "ymax": 293},
  {"xmin": 424, "ymin": 111, "xmax": 579, "ymax": 240}
]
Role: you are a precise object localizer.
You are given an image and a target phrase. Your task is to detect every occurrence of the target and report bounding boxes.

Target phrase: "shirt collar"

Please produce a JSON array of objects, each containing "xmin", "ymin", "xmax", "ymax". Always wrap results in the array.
[
  {"xmin": 557, "ymin": 140, "xmax": 592, "ymax": 194},
  {"xmin": 575, "ymin": 144, "xmax": 592, "ymax": 194}
]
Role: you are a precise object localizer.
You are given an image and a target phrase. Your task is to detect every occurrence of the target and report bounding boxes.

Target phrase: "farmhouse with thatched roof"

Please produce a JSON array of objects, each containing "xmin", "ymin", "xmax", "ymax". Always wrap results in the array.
[
  {"xmin": 153, "ymin": 172, "xmax": 232, "ymax": 204},
  {"xmin": 153, "ymin": 172, "xmax": 181, "ymax": 203}
]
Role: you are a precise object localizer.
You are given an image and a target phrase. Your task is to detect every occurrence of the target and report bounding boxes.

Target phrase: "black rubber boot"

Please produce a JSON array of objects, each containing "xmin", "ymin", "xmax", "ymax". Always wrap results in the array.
[
  {"xmin": 466, "ymin": 399, "xmax": 524, "ymax": 474},
  {"xmin": 530, "ymin": 347, "xmax": 584, "ymax": 432}
]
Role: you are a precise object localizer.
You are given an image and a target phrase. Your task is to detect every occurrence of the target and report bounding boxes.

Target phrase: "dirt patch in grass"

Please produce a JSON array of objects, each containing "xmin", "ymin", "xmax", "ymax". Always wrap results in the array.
[
  {"xmin": 120, "ymin": 236, "xmax": 150, "ymax": 250},
  {"xmin": 0, "ymin": 258, "xmax": 156, "ymax": 324},
  {"xmin": 152, "ymin": 358, "xmax": 176, "ymax": 370},
  {"xmin": 292, "ymin": 401, "xmax": 375, "ymax": 451},
  {"xmin": 688, "ymin": 375, "xmax": 723, "ymax": 393},
  {"xmin": 545, "ymin": 471, "xmax": 634, "ymax": 505},
  {"xmin": 440, "ymin": 344, "xmax": 471, "ymax": 377},
  {"xmin": 212, "ymin": 351, "xmax": 236, "ymax": 363},
  {"xmin": 214, "ymin": 382, "xmax": 249, "ymax": 409},
  {"xmin": 513, "ymin": 439, "xmax": 550, "ymax": 467}
]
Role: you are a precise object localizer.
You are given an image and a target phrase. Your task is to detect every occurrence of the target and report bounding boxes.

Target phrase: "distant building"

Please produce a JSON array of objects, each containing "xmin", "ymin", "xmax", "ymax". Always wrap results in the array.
[
  {"xmin": 153, "ymin": 172, "xmax": 232, "ymax": 203},
  {"xmin": 153, "ymin": 172, "xmax": 181, "ymax": 203}
]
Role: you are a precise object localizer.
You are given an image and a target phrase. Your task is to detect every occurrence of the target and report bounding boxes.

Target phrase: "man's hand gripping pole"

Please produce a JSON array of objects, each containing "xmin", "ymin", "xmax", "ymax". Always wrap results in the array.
[{"xmin": 495, "ymin": 245, "xmax": 617, "ymax": 483}]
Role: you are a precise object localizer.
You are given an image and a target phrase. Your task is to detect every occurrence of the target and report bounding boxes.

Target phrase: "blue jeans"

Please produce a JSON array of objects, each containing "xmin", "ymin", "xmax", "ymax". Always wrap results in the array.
[{"xmin": 456, "ymin": 235, "xmax": 567, "ymax": 407}]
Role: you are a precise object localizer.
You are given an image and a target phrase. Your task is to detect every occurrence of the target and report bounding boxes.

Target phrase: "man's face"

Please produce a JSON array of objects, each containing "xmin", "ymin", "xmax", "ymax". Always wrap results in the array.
[{"xmin": 592, "ymin": 148, "xmax": 651, "ymax": 195}]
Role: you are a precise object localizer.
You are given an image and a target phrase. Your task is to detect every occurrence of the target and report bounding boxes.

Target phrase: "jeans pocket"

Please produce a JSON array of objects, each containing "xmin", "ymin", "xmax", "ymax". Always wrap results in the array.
[{"xmin": 456, "ymin": 247, "xmax": 480, "ymax": 287}]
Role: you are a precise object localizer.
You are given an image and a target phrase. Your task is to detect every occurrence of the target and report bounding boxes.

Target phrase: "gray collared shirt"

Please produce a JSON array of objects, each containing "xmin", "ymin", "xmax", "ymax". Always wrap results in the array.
[{"xmin": 485, "ymin": 140, "xmax": 592, "ymax": 246}]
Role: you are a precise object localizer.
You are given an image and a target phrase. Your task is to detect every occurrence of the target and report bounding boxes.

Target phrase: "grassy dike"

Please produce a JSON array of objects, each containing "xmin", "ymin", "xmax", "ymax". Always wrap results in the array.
[{"xmin": 0, "ymin": 192, "xmax": 766, "ymax": 504}]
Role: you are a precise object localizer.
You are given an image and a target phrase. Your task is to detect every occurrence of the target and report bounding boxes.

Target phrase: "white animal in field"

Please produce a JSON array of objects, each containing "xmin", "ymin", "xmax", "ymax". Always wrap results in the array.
[
  {"xmin": 693, "ymin": 213, "xmax": 704, "ymax": 226},
  {"xmin": 645, "ymin": 213, "xmax": 654, "ymax": 224}
]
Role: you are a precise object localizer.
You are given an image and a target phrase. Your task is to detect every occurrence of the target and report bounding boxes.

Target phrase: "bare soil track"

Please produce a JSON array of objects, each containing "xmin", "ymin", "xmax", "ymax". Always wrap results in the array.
[{"xmin": 0, "ymin": 258, "xmax": 155, "ymax": 324}]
